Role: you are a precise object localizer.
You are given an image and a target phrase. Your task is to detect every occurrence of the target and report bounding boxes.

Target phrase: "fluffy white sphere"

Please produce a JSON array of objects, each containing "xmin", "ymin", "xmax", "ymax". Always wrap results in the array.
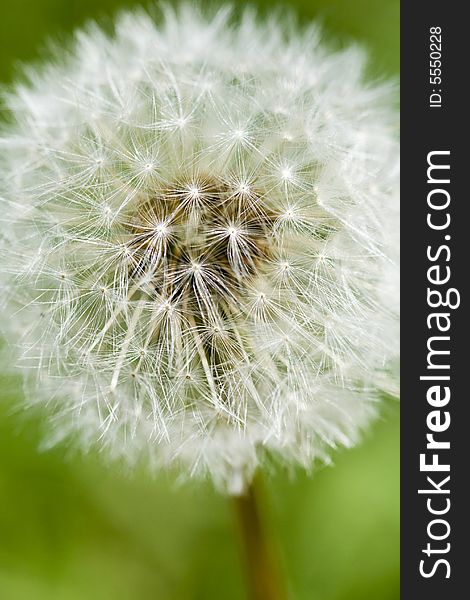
[{"xmin": 0, "ymin": 5, "xmax": 398, "ymax": 493}]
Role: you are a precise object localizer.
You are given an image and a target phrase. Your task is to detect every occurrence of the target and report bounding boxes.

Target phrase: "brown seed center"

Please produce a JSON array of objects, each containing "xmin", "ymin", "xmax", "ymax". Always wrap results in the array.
[{"xmin": 125, "ymin": 174, "xmax": 274, "ymax": 312}]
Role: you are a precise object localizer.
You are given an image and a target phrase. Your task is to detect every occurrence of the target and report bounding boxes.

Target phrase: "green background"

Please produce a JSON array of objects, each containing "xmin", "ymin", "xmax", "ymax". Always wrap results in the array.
[{"xmin": 0, "ymin": 1, "xmax": 399, "ymax": 599}]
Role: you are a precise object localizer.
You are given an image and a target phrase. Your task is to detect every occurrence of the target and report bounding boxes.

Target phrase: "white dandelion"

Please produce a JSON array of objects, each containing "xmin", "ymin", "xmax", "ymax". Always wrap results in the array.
[{"xmin": 0, "ymin": 4, "xmax": 399, "ymax": 495}]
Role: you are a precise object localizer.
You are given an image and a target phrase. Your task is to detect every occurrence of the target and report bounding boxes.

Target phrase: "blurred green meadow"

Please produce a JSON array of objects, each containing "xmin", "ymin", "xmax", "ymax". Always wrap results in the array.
[{"xmin": 0, "ymin": 1, "xmax": 399, "ymax": 599}]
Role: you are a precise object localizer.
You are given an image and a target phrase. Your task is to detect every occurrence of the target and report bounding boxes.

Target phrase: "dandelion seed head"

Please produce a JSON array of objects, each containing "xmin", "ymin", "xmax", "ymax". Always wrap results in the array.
[{"xmin": 0, "ymin": 4, "xmax": 398, "ymax": 494}]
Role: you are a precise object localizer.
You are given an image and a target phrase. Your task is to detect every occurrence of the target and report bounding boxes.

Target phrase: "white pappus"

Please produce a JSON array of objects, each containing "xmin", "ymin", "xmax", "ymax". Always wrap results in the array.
[{"xmin": 0, "ymin": 4, "xmax": 399, "ymax": 494}]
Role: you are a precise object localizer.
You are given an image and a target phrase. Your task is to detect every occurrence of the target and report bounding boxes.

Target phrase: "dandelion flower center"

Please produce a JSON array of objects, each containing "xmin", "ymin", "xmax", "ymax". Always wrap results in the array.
[{"xmin": 127, "ymin": 174, "xmax": 274, "ymax": 319}]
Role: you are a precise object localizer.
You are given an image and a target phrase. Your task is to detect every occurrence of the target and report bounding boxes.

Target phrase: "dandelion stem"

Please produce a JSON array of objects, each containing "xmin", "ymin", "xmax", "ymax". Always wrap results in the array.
[{"xmin": 233, "ymin": 478, "xmax": 286, "ymax": 600}]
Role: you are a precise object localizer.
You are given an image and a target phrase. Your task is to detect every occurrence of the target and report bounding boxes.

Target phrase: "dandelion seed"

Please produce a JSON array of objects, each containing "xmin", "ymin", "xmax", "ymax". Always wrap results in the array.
[{"xmin": 0, "ymin": 4, "xmax": 398, "ymax": 494}]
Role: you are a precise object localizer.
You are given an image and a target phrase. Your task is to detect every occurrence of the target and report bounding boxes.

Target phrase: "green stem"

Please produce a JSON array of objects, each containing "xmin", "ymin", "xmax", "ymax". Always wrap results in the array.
[{"xmin": 233, "ymin": 478, "xmax": 287, "ymax": 600}]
